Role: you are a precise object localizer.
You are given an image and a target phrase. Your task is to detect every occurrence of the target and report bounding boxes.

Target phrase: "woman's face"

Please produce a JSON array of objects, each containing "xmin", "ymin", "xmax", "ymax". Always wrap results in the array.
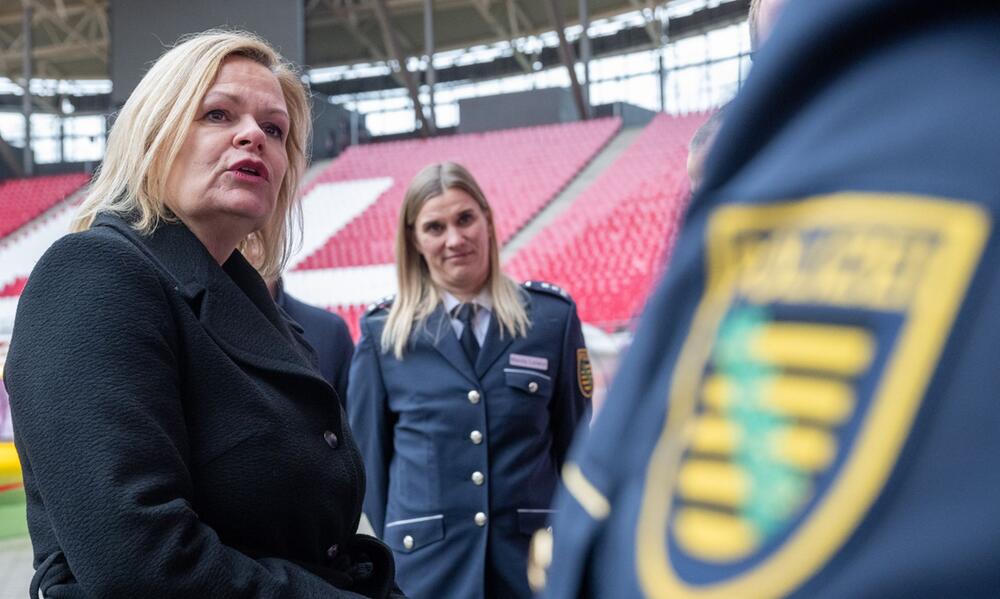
[
  {"xmin": 412, "ymin": 187, "xmax": 492, "ymax": 299},
  {"xmin": 164, "ymin": 56, "xmax": 290, "ymax": 261}
]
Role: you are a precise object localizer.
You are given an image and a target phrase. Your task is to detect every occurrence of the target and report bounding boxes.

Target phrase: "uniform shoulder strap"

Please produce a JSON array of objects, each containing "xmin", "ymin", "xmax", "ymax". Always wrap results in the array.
[
  {"xmin": 522, "ymin": 280, "xmax": 573, "ymax": 303},
  {"xmin": 365, "ymin": 294, "xmax": 396, "ymax": 316}
]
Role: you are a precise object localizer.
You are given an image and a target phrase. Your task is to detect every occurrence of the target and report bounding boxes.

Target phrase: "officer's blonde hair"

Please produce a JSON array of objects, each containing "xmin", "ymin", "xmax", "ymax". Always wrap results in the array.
[
  {"xmin": 71, "ymin": 29, "xmax": 311, "ymax": 279},
  {"xmin": 382, "ymin": 162, "xmax": 530, "ymax": 358}
]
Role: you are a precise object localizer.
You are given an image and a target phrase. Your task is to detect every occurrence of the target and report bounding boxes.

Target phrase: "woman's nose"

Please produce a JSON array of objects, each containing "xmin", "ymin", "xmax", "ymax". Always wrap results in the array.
[
  {"xmin": 445, "ymin": 226, "xmax": 465, "ymax": 247},
  {"xmin": 234, "ymin": 116, "xmax": 265, "ymax": 150}
]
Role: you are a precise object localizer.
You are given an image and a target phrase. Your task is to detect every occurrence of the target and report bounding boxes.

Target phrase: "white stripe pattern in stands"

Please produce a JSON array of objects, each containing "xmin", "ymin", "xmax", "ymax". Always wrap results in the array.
[
  {"xmin": 287, "ymin": 177, "xmax": 393, "ymax": 269},
  {"xmin": 283, "ymin": 264, "xmax": 396, "ymax": 308}
]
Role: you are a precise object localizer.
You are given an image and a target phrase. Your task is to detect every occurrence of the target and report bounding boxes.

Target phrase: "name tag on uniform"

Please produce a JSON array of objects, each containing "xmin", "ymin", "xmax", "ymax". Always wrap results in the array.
[{"xmin": 509, "ymin": 353, "xmax": 549, "ymax": 371}]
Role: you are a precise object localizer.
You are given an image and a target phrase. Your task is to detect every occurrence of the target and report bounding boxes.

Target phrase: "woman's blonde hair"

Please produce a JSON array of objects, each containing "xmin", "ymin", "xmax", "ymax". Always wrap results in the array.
[
  {"xmin": 71, "ymin": 29, "xmax": 311, "ymax": 278},
  {"xmin": 381, "ymin": 162, "xmax": 530, "ymax": 358}
]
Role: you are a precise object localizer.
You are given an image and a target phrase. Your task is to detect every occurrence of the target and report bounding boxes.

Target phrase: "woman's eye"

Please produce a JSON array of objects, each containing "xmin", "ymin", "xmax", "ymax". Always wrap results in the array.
[
  {"xmin": 426, "ymin": 223, "xmax": 444, "ymax": 234},
  {"xmin": 458, "ymin": 214, "xmax": 473, "ymax": 225},
  {"xmin": 205, "ymin": 109, "xmax": 227, "ymax": 122},
  {"xmin": 262, "ymin": 123, "xmax": 284, "ymax": 139}
]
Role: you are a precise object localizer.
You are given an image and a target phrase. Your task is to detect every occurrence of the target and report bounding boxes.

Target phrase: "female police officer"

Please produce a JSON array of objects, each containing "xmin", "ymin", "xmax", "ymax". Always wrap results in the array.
[{"xmin": 348, "ymin": 162, "xmax": 591, "ymax": 598}]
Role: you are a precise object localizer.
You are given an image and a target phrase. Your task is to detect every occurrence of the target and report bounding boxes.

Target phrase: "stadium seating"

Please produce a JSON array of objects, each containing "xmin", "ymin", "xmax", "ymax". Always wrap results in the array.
[
  {"xmin": 0, "ymin": 115, "xmax": 706, "ymax": 338},
  {"xmin": 505, "ymin": 112, "xmax": 708, "ymax": 331},
  {"xmin": 0, "ymin": 173, "xmax": 90, "ymax": 240},
  {"xmin": 0, "ymin": 278, "xmax": 25, "ymax": 298},
  {"xmin": 295, "ymin": 118, "xmax": 622, "ymax": 270}
]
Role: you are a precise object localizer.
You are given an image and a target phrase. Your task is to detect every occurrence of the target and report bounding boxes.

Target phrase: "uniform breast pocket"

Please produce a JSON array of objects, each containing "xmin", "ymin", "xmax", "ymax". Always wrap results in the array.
[
  {"xmin": 504, "ymin": 368, "xmax": 553, "ymax": 399},
  {"xmin": 517, "ymin": 508, "xmax": 557, "ymax": 536},
  {"xmin": 383, "ymin": 514, "xmax": 445, "ymax": 553}
]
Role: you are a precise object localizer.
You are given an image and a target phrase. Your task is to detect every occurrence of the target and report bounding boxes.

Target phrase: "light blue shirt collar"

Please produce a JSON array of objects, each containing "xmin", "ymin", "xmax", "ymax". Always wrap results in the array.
[{"xmin": 441, "ymin": 289, "xmax": 493, "ymax": 346}]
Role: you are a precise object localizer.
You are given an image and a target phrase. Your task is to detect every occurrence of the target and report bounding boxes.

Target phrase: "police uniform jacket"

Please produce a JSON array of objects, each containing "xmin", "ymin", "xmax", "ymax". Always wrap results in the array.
[
  {"xmin": 275, "ymin": 283, "xmax": 354, "ymax": 408},
  {"xmin": 4, "ymin": 213, "xmax": 402, "ymax": 598},
  {"xmin": 542, "ymin": 1, "xmax": 1000, "ymax": 597},
  {"xmin": 348, "ymin": 283, "xmax": 591, "ymax": 598}
]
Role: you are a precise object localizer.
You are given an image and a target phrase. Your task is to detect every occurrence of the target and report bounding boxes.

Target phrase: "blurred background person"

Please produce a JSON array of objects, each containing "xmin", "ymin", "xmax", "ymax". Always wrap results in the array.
[
  {"xmin": 686, "ymin": 106, "xmax": 727, "ymax": 191},
  {"xmin": 268, "ymin": 276, "xmax": 354, "ymax": 408},
  {"xmin": 749, "ymin": 0, "xmax": 788, "ymax": 52},
  {"xmin": 349, "ymin": 162, "xmax": 591, "ymax": 598},
  {"xmin": 537, "ymin": 0, "xmax": 1000, "ymax": 597},
  {"xmin": 4, "ymin": 30, "xmax": 402, "ymax": 598}
]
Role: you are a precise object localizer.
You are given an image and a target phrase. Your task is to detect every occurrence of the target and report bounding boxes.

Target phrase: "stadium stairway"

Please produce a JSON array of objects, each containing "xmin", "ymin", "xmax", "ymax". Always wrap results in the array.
[
  {"xmin": 505, "ymin": 112, "xmax": 707, "ymax": 331},
  {"xmin": 501, "ymin": 126, "xmax": 646, "ymax": 260}
]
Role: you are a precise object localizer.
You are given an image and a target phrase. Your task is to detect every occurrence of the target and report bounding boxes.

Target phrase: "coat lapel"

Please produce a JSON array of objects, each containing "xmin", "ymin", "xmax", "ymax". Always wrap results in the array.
[
  {"xmin": 94, "ymin": 214, "xmax": 328, "ymax": 387},
  {"xmin": 419, "ymin": 304, "xmax": 479, "ymax": 386}
]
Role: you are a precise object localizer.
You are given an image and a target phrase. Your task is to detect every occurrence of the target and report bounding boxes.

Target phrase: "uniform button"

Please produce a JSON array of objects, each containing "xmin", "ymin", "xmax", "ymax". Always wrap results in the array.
[
  {"xmin": 471, "ymin": 471, "xmax": 485, "ymax": 485},
  {"xmin": 323, "ymin": 430, "xmax": 339, "ymax": 449},
  {"xmin": 475, "ymin": 512, "xmax": 487, "ymax": 526},
  {"xmin": 326, "ymin": 544, "xmax": 339, "ymax": 559},
  {"xmin": 468, "ymin": 390, "xmax": 481, "ymax": 404},
  {"xmin": 469, "ymin": 430, "xmax": 483, "ymax": 445},
  {"xmin": 403, "ymin": 535, "xmax": 414, "ymax": 550},
  {"xmin": 528, "ymin": 381, "xmax": 539, "ymax": 393}
]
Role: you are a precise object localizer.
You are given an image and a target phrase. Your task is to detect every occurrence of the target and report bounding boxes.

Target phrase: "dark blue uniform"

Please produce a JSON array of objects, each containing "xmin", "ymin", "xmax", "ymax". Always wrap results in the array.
[
  {"xmin": 349, "ymin": 282, "xmax": 591, "ymax": 598},
  {"xmin": 541, "ymin": 1, "xmax": 1000, "ymax": 597},
  {"xmin": 275, "ymin": 282, "xmax": 354, "ymax": 408}
]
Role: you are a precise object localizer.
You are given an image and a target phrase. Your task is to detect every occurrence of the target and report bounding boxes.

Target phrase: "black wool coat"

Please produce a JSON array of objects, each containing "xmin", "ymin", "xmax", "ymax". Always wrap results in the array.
[{"xmin": 4, "ymin": 213, "xmax": 400, "ymax": 598}]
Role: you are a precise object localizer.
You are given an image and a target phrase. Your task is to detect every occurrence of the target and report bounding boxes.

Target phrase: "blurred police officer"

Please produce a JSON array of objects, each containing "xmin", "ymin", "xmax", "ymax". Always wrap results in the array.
[
  {"xmin": 349, "ymin": 162, "xmax": 591, "ymax": 598},
  {"xmin": 269, "ymin": 277, "xmax": 354, "ymax": 407},
  {"xmin": 686, "ymin": 107, "xmax": 726, "ymax": 192},
  {"xmin": 537, "ymin": 0, "xmax": 1000, "ymax": 597}
]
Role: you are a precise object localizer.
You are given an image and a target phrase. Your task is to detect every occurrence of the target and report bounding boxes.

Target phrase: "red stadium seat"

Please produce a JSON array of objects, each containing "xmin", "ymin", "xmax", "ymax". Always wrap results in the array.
[{"xmin": 0, "ymin": 277, "xmax": 27, "ymax": 298}]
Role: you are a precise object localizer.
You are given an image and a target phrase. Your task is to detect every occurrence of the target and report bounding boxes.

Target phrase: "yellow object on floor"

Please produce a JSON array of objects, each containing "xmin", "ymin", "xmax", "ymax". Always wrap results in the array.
[{"xmin": 0, "ymin": 443, "xmax": 22, "ymax": 483}]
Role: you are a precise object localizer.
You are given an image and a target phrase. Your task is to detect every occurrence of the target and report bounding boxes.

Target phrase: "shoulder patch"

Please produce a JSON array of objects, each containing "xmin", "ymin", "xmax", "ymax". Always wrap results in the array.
[
  {"xmin": 365, "ymin": 294, "xmax": 395, "ymax": 315},
  {"xmin": 634, "ymin": 193, "xmax": 990, "ymax": 599},
  {"xmin": 523, "ymin": 280, "xmax": 573, "ymax": 303}
]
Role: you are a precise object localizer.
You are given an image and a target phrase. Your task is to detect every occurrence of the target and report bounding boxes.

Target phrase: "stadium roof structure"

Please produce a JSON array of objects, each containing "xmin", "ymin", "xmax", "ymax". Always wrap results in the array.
[
  {"xmin": 309, "ymin": 0, "xmax": 658, "ymax": 69},
  {"xmin": 0, "ymin": 0, "xmax": 746, "ymax": 142},
  {"xmin": 0, "ymin": 0, "xmax": 747, "ymax": 81}
]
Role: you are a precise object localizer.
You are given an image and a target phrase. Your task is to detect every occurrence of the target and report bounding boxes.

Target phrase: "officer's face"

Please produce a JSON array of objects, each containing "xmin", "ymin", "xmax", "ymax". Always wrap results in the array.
[{"xmin": 412, "ymin": 187, "xmax": 492, "ymax": 299}]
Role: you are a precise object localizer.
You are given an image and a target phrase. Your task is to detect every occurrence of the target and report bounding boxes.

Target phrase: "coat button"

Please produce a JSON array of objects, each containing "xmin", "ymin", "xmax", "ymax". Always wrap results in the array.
[
  {"xmin": 471, "ymin": 471, "xmax": 485, "ymax": 485},
  {"xmin": 403, "ymin": 535, "xmax": 414, "ymax": 550},
  {"xmin": 468, "ymin": 390, "xmax": 481, "ymax": 404},
  {"xmin": 475, "ymin": 512, "xmax": 487, "ymax": 526},
  {"xmin": 323, "ymin": 430, "xmax": 339, "ymax": 449},
  {"xmin": 326, "ymin": 544, "xmax": 339, "ymax": 559},
  {"xmin": 528, "ymin": 381, "xmax": 539, "ymax": 393},
  {"xmin": 469, "ymin": 430, "xmax": 483, "ymax": 445}
]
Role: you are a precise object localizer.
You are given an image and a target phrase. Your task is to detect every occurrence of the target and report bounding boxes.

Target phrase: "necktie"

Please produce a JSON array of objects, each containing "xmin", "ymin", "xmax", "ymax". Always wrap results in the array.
[{"xmin": 454, "ymin": 302, "xmax": 480, "ymax": 365}]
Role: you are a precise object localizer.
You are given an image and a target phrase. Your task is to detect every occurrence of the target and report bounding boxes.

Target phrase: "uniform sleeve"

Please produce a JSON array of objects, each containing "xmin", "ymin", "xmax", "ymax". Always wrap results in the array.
[
  {"xmin": 551, "ymin": 303, "xmax": 592, "ymax": 468},
  {"xmin": 347, "ymin": 315, "xmax": 393, "ymax": 538},
  {"xmin": 5, "ymin": 234, "xmax": 370, "ymax": 599}
]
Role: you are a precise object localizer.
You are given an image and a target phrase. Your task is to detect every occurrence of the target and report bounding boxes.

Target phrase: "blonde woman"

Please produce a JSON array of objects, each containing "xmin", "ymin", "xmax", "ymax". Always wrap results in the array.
[
  {"xmin": 5, "ymin": 30, "xmax": 402, "ymax": 598},
  {"xmin": 348, "ymin": 162, "xmax": 591, "ymax": 598}
]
